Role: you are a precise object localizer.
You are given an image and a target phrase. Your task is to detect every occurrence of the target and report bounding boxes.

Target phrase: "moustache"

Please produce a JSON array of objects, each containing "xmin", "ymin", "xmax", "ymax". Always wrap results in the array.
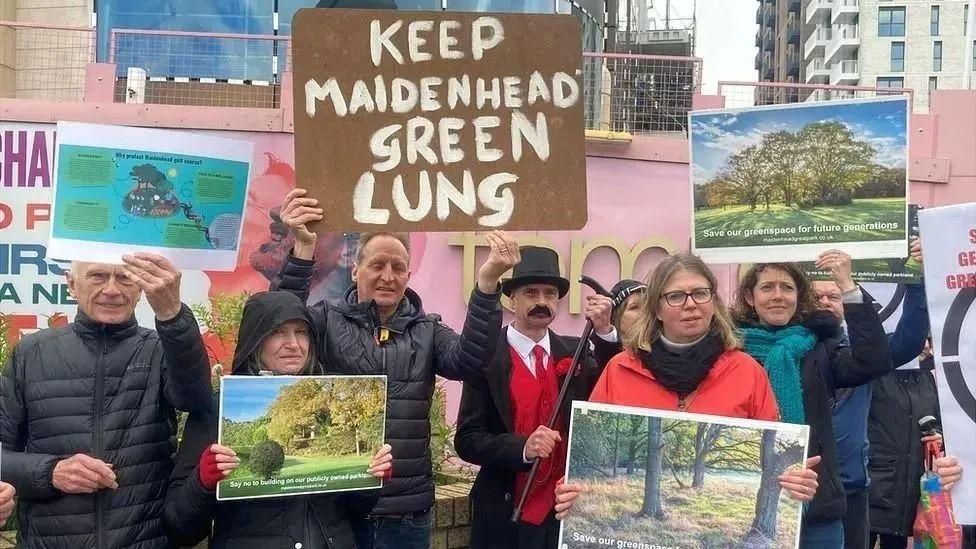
[{"xmin": 528, "ymin": 306, "xmax": 553, "ymax": 318}]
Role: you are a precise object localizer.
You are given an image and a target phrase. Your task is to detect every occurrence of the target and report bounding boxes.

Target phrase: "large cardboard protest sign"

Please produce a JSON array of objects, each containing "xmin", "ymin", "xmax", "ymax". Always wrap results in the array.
[
  {"xmin": 292, "ymin": 8, "xmax": 587, "ymax": 232},
  {"xmin": 690, "ymin": 96, "xmax": 909, "ymax": 264},
  {"xmin": 217, "ymin": 375, "xmax": 387, "ymax": 501},
  {"xmin": 559, "ymin": 402, "xmax": 809, "ymax": 549},
  {"xmin": 919, "ymin": 203, "xmax": 976, "ymax": 524}
]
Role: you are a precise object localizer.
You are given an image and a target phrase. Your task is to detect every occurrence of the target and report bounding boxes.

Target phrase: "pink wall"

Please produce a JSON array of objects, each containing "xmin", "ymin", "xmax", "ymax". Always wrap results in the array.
[{"xmin": 4, "ymin": 71, "xmax": 976, "ymax": 422}]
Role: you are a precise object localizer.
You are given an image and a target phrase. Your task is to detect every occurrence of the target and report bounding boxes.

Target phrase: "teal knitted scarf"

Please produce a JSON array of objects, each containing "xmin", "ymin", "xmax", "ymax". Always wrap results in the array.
[{"xmin": 739, "ymin": 325, "xmax": 816, "ymax": 425}]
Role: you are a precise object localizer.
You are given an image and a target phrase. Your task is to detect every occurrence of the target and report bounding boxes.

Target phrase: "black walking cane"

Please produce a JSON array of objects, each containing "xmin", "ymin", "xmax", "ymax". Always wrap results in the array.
[{"xmin": 510, "ymin": 275, "xmax": 613, "ymax": 523}]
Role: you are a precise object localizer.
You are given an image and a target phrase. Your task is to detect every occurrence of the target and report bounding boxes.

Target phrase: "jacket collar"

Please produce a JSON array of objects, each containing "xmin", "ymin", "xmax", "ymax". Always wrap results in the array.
[
  {"xmin": 338, "ymin": 285, "xmax": 426, "ymax": 332},
  {"xmin": 72, "ymin": 309, "xmax": 139, "ymax": 340}
]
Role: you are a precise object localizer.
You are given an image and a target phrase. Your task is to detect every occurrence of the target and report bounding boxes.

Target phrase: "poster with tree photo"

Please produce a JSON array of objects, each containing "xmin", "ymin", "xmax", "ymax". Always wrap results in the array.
[
  {"xmin": 217, "ymin": 375, "xmax": 386, "ymax": 501},
  {"xmin": 690, "ymin": 97, "xmax": 909, "ymax": 264},
  {"xmin": 559, "ymin": 402, "xmax": 809, "ymax": 549}
]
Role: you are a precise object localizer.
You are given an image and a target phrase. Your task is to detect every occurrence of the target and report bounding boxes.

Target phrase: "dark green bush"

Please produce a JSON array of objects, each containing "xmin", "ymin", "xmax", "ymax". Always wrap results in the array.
[{"xmin": 249, "ymin": 440, "xmax": 285, "ymax": 479}]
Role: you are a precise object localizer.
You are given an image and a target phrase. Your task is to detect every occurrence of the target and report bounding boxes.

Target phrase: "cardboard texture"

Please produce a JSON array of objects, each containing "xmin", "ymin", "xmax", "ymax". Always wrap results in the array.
[{"xmin": 292, "ymin": 8, "xmax": 587, "ymax": 232}]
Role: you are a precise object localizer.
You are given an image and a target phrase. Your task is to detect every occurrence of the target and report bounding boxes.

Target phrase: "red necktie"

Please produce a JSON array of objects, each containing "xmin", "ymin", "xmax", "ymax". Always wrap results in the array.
[{"xmin": 532, "ymin": 345, "xmax": 547, "ymax": 380}]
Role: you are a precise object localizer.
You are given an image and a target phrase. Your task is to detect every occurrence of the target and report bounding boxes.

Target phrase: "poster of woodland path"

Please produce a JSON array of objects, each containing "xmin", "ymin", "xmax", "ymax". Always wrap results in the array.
[{"xmin": 560, "ymin": 403, "xmax": 809, "ymax": 549}]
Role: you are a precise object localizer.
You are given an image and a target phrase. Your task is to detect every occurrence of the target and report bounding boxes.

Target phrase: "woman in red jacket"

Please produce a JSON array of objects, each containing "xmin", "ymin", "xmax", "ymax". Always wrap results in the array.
[{"xmin": 555, "ymin": 253, "xmax": 819, "ymax": 517}]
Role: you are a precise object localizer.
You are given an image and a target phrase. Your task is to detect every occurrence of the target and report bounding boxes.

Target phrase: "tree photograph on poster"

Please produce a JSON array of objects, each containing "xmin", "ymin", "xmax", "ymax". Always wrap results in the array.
[
  {"xmin": 690, "ymin": 97, "xmax": 908, "ymax": 263},
  {"xmin": 560, "ymin": 404, "xmax": 809, "ymax": 549},
  {"xmin": 217, "ymin": 375, "xmax": 386, "ymax": 500}
]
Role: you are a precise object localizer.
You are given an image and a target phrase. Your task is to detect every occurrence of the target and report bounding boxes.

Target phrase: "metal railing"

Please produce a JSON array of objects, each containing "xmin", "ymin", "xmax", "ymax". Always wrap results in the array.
[
  {"xmin": 5, "ymin": 23, "xmax": 706, "ymax": 137},
  {"xmin": 583, "ymin": 52, "xmax": 703, "ymax": 136},
  {"xmin": 0, "ymin": 21, "xmax": 95, "ymax": 101},
  {"xmin": 109, "ymin": 28, "xmax": 292, "ymax": 108},
  {"xmin": 719, "ymin": 81, "xmax": 913, "ymax": 110}
]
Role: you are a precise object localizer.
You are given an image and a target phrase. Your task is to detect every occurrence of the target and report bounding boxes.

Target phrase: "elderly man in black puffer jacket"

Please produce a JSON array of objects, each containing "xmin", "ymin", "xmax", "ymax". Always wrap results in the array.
[
  {"xmin": 0, "ymin": 253, "xmax": 212, "ymax": 549},
  {"xmin": 273, "ymin": 188, "xmax": 518, "ymax": 549}
]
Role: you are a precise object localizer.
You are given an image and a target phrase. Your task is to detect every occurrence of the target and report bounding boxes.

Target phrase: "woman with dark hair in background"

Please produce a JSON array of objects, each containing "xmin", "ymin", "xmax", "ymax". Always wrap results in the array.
[{"xmin": 732, "ymin": 251, "xmax": 893, "ymax": 548}]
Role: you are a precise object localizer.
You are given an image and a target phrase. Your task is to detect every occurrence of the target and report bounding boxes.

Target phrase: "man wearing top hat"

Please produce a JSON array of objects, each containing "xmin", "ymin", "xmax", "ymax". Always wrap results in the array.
[{"xmin": 454, "ymin": 246, "xmax": 615, "ymax": 549}]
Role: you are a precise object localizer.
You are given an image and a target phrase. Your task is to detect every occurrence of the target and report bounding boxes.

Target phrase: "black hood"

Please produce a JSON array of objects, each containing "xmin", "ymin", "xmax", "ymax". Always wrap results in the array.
[{"xmin": 232, "ymin": 291, "xmax": 317, "ymax": 375}]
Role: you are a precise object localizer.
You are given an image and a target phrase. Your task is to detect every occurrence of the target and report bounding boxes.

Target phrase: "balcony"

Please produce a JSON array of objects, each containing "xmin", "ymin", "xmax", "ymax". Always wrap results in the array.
[
  {"xmin": 756, "ymin": 50, "xmax": 772, "ymax": 74},
  {"xmin": 830, "ymin": 58, "xmax": 859, "ymax": 83},
  {"xmin": 805, "ymin": 0, "xmax": 833, "ymax": 26},
  {"xmin": 787, "ymin": 52, "xmax": 800, "ymax": 76},
  {"xmin": 832, "ymin": 0, "xmax": 858, "ymax": 24},
  {"xmin": 757, "ymin": 26, "xmax": 773, "ymax": 51},
  {"xmin": 804, "ymin": 27, "xmax": 832, "ymax": 59},
  {"xmin": 786, "ymin": 16, "xmax": 800, "ymax": 44},
  {"xmin": 826, "ymin": 23, "xmax": 858, "ymax": 62},
  {"xmin": 806, "ymin": 57, "xmax": 830, "ymax": 82}
]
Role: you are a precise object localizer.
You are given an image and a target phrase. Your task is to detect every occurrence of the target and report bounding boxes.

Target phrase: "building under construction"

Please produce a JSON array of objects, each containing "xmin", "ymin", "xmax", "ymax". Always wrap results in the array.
[{"xmin": 599, "ymin": 0, "xmax": 699, "ymax": 134}]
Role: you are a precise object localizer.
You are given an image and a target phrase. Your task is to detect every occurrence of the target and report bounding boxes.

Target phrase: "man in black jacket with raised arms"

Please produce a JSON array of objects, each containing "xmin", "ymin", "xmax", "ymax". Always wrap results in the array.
[
  {"xmin": 1, "ymin": 253, "xmax": 213, "ymax": 549},
  {"xmin": 274, "ymin": 188, "xmax": 520, "ymax": 549}
]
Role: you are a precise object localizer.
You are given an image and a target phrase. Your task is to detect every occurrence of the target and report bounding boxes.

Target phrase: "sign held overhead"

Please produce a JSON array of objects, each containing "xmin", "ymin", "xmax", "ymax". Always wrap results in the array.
[{"xmin": 292, "ymin": 8, "xmax": 588, "ymax": 232}]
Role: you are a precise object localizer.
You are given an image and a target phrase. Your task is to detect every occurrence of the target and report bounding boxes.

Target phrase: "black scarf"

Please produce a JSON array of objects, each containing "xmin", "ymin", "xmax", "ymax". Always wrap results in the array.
[{"xmin": 637, "ymin": 331, "xmax": 726, "ymax": 398}]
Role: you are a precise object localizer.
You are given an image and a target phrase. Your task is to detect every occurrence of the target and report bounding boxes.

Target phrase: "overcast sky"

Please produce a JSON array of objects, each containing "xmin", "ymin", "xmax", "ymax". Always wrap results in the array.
[{"xmin": 694, "ymin": 0, "xmax": 759, "ymax": 95}]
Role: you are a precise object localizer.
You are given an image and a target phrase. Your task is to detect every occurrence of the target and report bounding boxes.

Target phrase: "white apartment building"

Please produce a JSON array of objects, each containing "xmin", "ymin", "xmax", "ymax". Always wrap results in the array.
[{"xmin": 802, "ymin": 0, "xmax": 975, "ymax": 110}]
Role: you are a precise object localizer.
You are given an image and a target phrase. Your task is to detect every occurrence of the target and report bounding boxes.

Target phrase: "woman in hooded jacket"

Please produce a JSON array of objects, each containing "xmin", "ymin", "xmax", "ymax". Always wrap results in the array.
[{"xmin": 164, "ymin": 291, "xmax": 392, "ymax": 549}]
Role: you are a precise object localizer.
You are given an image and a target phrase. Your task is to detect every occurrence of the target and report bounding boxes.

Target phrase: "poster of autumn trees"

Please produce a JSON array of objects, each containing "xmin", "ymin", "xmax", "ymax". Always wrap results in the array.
[
  {"xmin": 217, "ymin": 375, "xmax": 386, "ymax": 500},
  {"xmin": 690, "ymin": 96, "xmax": 909, "ymax": 264},
  {"xmin": 559, "ymin": 402, "xmax": 810, "ymax": 549}
]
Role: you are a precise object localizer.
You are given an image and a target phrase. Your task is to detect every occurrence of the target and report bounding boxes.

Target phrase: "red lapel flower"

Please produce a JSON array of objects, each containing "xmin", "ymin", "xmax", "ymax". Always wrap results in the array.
[{"xmin": 555, "ymin": 358, "xmax": 576, "ymax": 377}]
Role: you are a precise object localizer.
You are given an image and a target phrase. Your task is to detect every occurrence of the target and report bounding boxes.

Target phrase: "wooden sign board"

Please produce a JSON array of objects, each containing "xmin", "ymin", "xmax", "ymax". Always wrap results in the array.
[{"xmin": 292, "ymin": 8, "xmax": 587, "ymax": 232}]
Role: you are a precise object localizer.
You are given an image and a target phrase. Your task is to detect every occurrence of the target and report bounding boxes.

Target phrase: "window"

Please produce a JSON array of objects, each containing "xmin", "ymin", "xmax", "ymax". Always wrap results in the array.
[
  {"xmin": 877, "ymin": 76, "xmax": 905, "ymax": 91},
  {"xmin": 891, "ymin": 41, "xmax": 905, "ymax": 72},
  {"xmin": 879, "ymin": 6, "xmax": 906, "ymax": 36},
  {"xmin": 934, "ymin": 41, "xmax": 943, "ymax": 71},
  {"xmin": 966, "ymin": 4, "xmax": 970, "ymax": 35},
  {"xmin": 929, "ymin": 76, "xmax": 938, "ymax": 93},
  {"xmin": 931, "ymin": 5, "xmax": 940, "ymax": 36}
]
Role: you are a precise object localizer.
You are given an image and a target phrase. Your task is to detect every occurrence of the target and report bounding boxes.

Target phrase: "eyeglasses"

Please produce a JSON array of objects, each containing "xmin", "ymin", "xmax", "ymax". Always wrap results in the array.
[{"xmin": 660, "ymin": 288, "xmax": 714, "ymax": 308}]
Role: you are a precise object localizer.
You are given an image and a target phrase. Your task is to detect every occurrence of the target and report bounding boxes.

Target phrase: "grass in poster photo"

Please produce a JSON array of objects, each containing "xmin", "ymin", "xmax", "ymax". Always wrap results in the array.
[
  {"xmin": 218, "ymin": 376, "xmax": 386, "ymax": 499},
  {"xmin": 691, "ymin": 99, "xmax": 908, "ymax": 250},
  {"xmin": 563, "ymin": 410, "xmax": 806, "ymax": 549}
]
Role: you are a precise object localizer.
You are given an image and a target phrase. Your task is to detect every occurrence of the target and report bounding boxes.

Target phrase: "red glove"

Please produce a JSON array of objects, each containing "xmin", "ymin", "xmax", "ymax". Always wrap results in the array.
[{"xmin": 198, "ymin": 446, "xmax": 223, "ymax": 491}]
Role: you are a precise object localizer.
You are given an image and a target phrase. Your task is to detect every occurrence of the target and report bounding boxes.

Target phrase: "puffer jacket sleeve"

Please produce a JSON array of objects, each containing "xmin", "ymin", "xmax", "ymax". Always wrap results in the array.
[
  {"xmin": 270, "ymin": 252, "xmax": 315, "ymax": 303},
  {"xmin": 454, "ymin": 375, "xmax": 531, "ymax": 471},
  {"xmin": 163, "ymin": 405, "xmax": 218, "ymax": 546},
  {"xmin": 0, "ymin": 345, "xmax": 60, "ymax": 500},
  {"xmin": 831, "ymin": 291, "xmax": 893, "ymax": 388},
  {"xmin": 431, "ymin": 287, "xmax": 503, "ymax": 382},
  {"xmin": 156, "ymin": 304, "xmax": 213, "ymax": 413}
]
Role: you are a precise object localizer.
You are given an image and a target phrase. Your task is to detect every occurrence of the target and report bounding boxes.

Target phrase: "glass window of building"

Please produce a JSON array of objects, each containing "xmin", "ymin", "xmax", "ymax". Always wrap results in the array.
[
  {"xmin": 890, "ymin": 41, "xmax": 905, "ymax": 72},
  {"xmin": 878, "ymin": 6, "xmax": 906, "ymax": 37}
]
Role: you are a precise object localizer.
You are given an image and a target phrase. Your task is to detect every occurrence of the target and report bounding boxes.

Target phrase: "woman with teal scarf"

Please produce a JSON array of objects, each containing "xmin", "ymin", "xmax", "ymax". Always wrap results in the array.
[{"xmin": 733, "ymin": 251, "xmax": 893, "ymax": 549}]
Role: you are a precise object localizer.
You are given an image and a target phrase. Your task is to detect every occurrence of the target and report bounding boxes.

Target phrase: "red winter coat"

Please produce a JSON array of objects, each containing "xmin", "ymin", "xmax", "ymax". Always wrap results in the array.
[{"xmin": 589, "ymin": 348, "xmax": 780, "ymax": 421}]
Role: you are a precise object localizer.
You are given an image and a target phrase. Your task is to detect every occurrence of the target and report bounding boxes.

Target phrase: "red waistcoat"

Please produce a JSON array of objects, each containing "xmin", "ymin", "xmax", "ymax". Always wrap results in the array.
[{"xmin": 508, "ymin": 346, "xmax": 565, "ymax": 525}]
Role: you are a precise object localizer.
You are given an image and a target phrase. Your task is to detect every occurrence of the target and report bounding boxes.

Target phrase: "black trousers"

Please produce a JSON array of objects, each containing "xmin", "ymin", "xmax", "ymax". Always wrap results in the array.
[
  {"xmin": 516, "ymin": 511, "xmax": 560, "ymax": 549},
  {"xmin": 843, "ymin": 489, "xmax": 870, "ymax": 549}
]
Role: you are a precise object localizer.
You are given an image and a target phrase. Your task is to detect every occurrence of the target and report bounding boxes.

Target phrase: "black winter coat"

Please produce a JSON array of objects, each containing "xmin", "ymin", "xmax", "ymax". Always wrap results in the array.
[
  {"xmin": 455, "ymin": 329, "xmax": 600, "ymax": 549},
  {"xmin": 273, "ymin": 254, "xmax": 502, "ymax": 515},
  {"xmin": 742, "ymin": 296, "xmax": 892, "ymax": 525},
  {"xmin": 164, "ymin": 401, "xmax": 372, "ymax": 549},
  {"xmin": 0, "ymin": 305, "xmax": 212, "ymax": 549},
  {"xmin": 164, "ymin": 291, "xmax": 375, "ymax": 549}
]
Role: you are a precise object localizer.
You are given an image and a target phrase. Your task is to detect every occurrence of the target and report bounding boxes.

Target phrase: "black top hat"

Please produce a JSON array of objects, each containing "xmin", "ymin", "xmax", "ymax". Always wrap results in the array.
[{"xmin": 501, "ymin": 246, "xmax": 570, "ymax": 298}]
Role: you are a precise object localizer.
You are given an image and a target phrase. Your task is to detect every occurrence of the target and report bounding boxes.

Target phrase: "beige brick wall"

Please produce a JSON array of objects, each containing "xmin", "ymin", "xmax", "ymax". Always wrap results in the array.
[
  {"xmin": 7, "ymin": 0, "xmax": 92, "ymax": 99},
  {"xmin": 431, "ymin": 482, "xmax": 473, "ymax": 549}
]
